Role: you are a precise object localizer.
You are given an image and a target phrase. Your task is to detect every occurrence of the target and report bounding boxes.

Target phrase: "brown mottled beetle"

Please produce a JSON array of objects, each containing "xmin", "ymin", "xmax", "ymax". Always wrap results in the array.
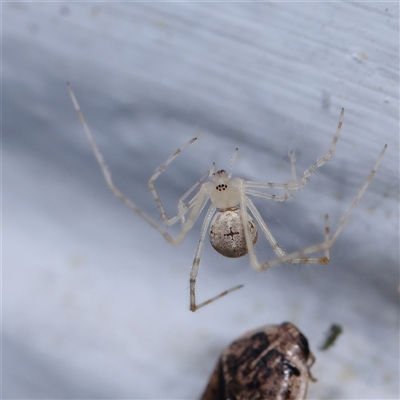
[{"xmin": 201, "ymin": 322, "xmax": 315, "ymax": 400}]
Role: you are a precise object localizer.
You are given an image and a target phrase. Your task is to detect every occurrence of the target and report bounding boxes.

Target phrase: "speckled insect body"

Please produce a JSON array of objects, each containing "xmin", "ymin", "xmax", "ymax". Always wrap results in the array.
[{"xmin": 201, "ymin": 322, "xmax": 315, "ymax": 400}]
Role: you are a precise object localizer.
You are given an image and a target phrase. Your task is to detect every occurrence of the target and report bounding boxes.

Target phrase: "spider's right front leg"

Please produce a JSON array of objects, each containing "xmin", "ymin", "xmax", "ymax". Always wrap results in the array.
[{"xmin": 189, "ymin": 204, "xmax": 243, "ymax": 312}]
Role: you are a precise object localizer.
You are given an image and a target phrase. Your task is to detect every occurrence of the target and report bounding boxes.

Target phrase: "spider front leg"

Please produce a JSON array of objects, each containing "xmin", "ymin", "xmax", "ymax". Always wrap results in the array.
[
  {"xmin": 148, "ymin": 148, "xmax": 213, "ymax": 227},
  {"xmin": 68, "ymin": 83, "xmax": 209, "ymax": 247},
  {"xmin": 189, "ymin": 204, "xmax": 243, "ymax": 312},
  {"xmin": 245, "ymin": 108, "xmax": 345, "ymax": 202},
  {"xmin": 68, "ymin": 83, "xmax": 178, "ymax": 243},
  {"xmin": 244, "ymin": 151, "xmax": 298, "ymax": 202},
  {"xmin": 176, "ymin": 163, "xmax": 216, "ymax": 226},
  {"xmin": 292, "ymin": 107, "xmax": 344, "ymax": 192}
]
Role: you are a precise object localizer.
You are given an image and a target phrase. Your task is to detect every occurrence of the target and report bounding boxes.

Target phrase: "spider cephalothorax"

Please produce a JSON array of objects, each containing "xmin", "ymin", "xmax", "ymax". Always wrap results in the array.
[
  {"xmin": 210, "ymin": 169, "xmax": 240, "ymax": 209},
  {"xmin": 68, "ymin": 83, "xmax": 387, "ymax": 312}
]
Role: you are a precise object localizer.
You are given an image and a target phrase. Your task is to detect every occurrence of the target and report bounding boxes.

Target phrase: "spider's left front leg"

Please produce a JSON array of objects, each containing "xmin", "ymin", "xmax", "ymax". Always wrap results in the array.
[{"xmin": 189, "ymin": 204, "xmax": 243, "ymax": 312}]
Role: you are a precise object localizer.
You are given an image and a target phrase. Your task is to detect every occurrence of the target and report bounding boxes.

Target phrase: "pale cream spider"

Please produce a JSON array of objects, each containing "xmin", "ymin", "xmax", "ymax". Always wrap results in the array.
[{"xmin": 68, "ymin": 84, "xmax": 386, "ymax": 312}]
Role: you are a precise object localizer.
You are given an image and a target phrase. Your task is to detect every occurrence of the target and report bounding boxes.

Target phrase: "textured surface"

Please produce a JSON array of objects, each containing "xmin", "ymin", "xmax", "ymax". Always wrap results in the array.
[
  {"xmin": 3, "ymin": 2, "xmax": 399, "ymax": 399},
  {"xmin": 201, "ymin": 323, "xmax": 313, "ymax": 400}
]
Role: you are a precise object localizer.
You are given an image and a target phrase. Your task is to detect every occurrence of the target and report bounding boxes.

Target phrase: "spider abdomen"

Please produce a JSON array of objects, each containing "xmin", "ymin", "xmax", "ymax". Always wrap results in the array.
[{"xmin": 209, "ymin": 208, "xmax": 258, "ymax": 258}]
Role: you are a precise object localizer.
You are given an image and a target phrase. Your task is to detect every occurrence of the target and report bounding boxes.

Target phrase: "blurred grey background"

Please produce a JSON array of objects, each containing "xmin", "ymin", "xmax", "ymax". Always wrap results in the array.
[{"xmin": 3, "ymin": 2, "xmax": 399, "ymax": 399}]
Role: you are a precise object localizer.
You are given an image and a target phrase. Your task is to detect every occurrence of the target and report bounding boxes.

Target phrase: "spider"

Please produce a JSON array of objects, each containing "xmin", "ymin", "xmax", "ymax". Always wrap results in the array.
[{"xmin": 68, "ymin": 84, "xmax": 386, "ymax": 312}]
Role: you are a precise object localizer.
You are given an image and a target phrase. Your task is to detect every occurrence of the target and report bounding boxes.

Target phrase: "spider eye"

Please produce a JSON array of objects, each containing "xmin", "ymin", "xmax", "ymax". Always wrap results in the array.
[{"xmin": 216, "ymin": 184, "xmax": 228, "ymax": 191}]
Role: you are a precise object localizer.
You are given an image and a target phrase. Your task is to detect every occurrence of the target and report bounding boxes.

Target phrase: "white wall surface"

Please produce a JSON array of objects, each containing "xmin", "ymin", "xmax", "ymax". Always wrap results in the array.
[{"xmin": 3, "ymin": 2, "xmax": 399, "ymax": 399}]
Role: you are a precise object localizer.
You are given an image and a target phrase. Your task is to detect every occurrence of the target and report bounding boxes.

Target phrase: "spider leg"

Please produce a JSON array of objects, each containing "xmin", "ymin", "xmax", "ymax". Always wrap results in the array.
[
  {"xmin": 68, "ymin": 84, "xmax": 176, "ymax": 241},
  {"xmin": 68, "ymin": 83, "xmax": 203, "ymax": 246},
  {"xmin": 239, "ymin": 186, "xmax": 296, "ymax": 272},
  {"xmin": 248, "ymin": 144, "xmax": 386, "ymax": 272},
  {"xmin": 245, "ymin": 188, "xmax": 293, "ymax": 202},
  {"xmin": 278, "ymin": 213, "xmax": 330, "ymax": 265},
  {"xmin": 178, "ymin": 163, "xmax": 215, "ymax": 226},
  {"xmin": 246, "ymin": 197, "xmax": 286, "ymax": 259},
  {"xmin": 245, "ymin": 152, "xmax": 298, "ymax": 200},
  {"xmin": 247, "ymin": 195, "xmax": 330, "ymax": 268},
  {"xmin": 149, "ymin": 139, "xmax": 210, "ymax": 227},
  {"xmin": 172, "ymin": 184, "xmax": 213, "ymax": 245},
  {"xmin": 238, "ymin": 181, "xmax": 264, "ymax": 272},
  {"xmin": 329, "ymin": 144, "xmax": 387, "ymax": 243},
  {"xmin": 229, "ymin": 148, "xmax": 239, "ymax": 176},
  {"xmin": 295, "ymin": 107, "xmax": 344, "ymax": 189},
  {"xmin": 243, "ymin": 152, "xmax": 298, "ymax": 202},
  {"xmin": 245, "ymin": 182, "xmax": 324, "ymax": 268},
  {"xmin": 190, "ymin": 204, "xmax": 243, "ymax": 312},
  {"xmin": 245, "ymin": 108, "xmax": 345, "ymax": 201}
]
